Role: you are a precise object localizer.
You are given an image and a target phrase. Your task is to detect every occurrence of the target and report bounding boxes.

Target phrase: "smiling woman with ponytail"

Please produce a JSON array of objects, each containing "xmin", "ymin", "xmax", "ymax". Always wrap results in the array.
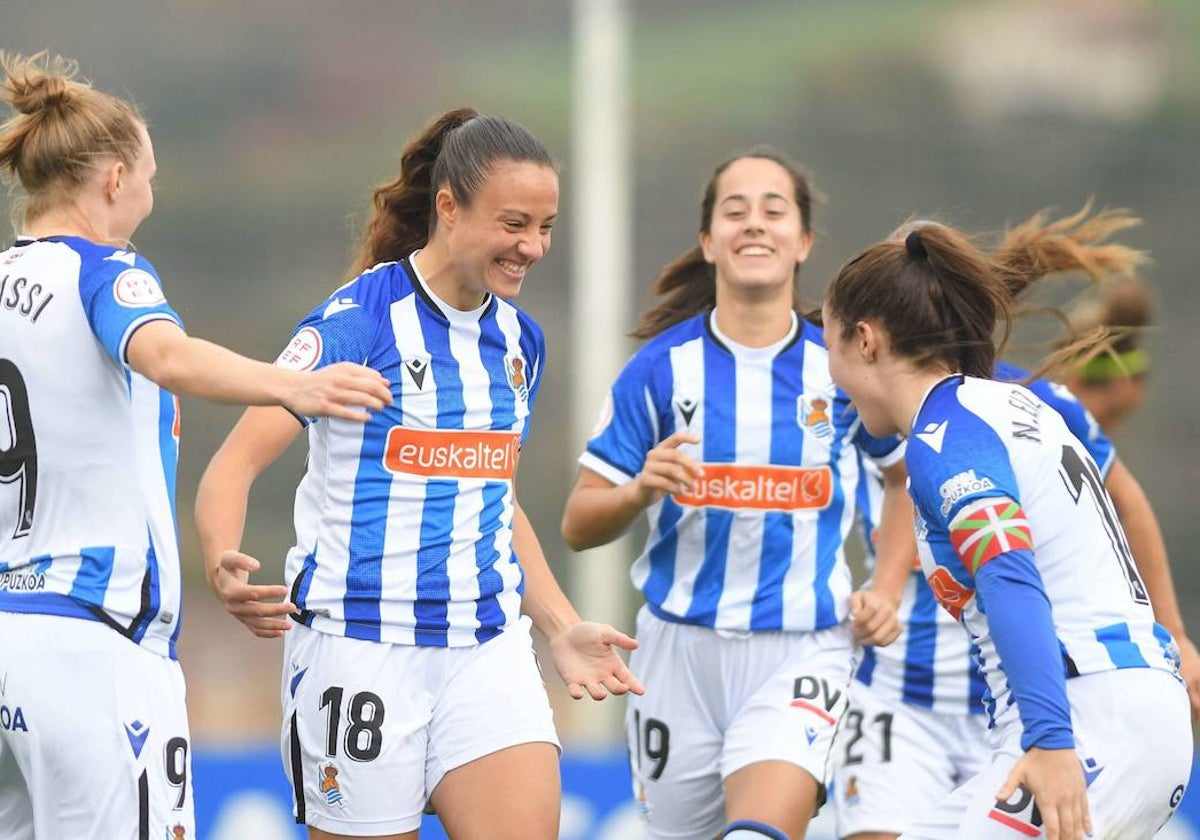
[{"xmin": 195, "ymin": 107, "xmax": 641, "ymax": 840}]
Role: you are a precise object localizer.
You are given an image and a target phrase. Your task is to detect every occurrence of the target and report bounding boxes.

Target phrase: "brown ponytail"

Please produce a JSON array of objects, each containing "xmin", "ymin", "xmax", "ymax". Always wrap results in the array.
[
  {"xmin": 347, "ymin": 107, "xmax": 555, "ymax": 279},
  {"xmin": 992, "ymin": 202, "xmax": 1147, "ymax": 298},
  {"xmin": 827, "ymin": 225, "xmax": 1011, "ymax": 379},
  {"xmin": 864, "ymin": 205, "xmax": 1149, "ymax": 380}
]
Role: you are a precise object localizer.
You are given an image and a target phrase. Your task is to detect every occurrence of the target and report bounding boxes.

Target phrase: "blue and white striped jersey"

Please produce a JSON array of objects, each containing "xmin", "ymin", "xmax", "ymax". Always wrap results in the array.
[
  {"xmin": 581, "ymin": 311, "xmax": 904, "ymax": 633},
  {"xmin": 906, "ymin": 375, "xmax": 1178, "ymax": 736},
  {"xmin": 0, "ymin": 236, "xmax": 183, "ymax": 658},
  {"xmin": 855, "ymin": 363, "xmax": 1117, "ymax": 715},
  {"xmin": 277, "ymin": 255, "xmax": 543, "ymax": 647}
]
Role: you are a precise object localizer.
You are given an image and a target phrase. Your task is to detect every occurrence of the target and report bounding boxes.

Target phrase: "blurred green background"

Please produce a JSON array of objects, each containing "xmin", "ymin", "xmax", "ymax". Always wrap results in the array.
[{"xmin": 4, "ymin": 0, "xmax": 1198, "ymax": 744}]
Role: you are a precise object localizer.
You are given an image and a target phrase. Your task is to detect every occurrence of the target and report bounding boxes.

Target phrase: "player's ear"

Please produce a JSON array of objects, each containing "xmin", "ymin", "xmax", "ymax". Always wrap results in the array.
[
  {"xmin": 795, "ymin": 228, "xmax": 814, "ymax": 265},
  {"xmin": 104, "ymin": 160, "xmax": 125, "ymax": 203},
  {"xmin": 855, "ymin": 320, "xmax": 880, "ymax": 363},
  {"xmin": 434, "ymin": 187, "xmax": 458, "ymax": 228}
]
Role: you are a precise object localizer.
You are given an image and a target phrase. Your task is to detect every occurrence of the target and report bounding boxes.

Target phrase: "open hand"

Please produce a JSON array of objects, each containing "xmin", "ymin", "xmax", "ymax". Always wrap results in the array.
[{"xmin": 548, "ymin": 621, "xmax": 645, "ymax": 701}]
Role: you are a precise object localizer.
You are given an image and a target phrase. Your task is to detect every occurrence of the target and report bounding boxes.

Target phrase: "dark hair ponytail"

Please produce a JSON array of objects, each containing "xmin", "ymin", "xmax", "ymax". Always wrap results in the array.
[
  {"xmin": 632, "ymin": 147, "xmax": 817, "ymax": 340},
  {"xmin": 827, "ymin": 225, "xmax": 1010, "ymax": 379},
  {"xmin": 347, "ymin": 107, "xmax": 555, "ymax": 279},
  {"xmin": 833, "ymin": 204, "xmax": 1149, "ymax": 379}
]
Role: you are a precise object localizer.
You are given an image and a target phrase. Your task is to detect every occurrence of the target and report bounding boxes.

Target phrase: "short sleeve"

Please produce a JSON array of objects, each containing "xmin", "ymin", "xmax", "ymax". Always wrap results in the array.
[
  {"xmin": 579, "ymin": 352, "xmax": 663, "ymax": 486},
  {"xmin": 274, "ymin": 284, "xmax": 381, "ymax": 373},
  {"xmin": 79, "ymin": 255, "xmax": 182, "ymax": 367},
  {"xmin": 907, "ymin": 408, "xmax": 1022, "ymax": 534}
]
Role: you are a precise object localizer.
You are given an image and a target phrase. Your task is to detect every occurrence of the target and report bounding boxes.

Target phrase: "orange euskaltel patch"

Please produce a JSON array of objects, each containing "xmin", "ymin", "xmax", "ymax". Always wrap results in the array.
[
  {"xmin": 674, "ymin": 464, "xmax": 833, "ymax": 512},
  {"xmin": 383, "ymin": 427, "xmax": 520, "ymax": 480}
]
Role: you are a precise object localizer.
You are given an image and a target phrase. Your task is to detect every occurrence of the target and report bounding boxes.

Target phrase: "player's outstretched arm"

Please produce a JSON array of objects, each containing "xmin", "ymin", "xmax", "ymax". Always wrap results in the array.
[
  {"xmin": 1106, "ymin": 457, "xmax": 1200, "ymax": 719},
  {"xmin": 517, "ymin": 501, "xmax": 644, "ymax": 700},
  {"xmin": 127, "ymin": 320, "xmax": 392, "ymax": 421},
  {"xmin": 561, "ymin": 430, "xmax": 702, "ymax": 550},
  {"xmin": 195, "ymin": 406, "xmax": 303, "ymax": 638}
]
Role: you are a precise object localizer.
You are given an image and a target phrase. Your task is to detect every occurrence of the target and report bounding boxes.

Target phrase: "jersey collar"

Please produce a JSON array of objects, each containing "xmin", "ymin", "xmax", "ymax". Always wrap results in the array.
[{"xmin": 404, "ymin": 251, "xmax": 495, "ymax": 325}]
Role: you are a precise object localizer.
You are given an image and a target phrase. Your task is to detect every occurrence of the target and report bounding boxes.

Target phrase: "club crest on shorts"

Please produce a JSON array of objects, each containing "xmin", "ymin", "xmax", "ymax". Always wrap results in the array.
[
  {"xmin": 844, "ymin": 775, "xmax": 860, "ymax": 807},
  {"xmin": 797, "ymin": 392, "xmax": 834, "ymax": 440},
  {"xmin": 505, "ymin": 354, "xmax": 529, "ymax": 403},
  {"xmin": 635, "ymin": 781, "xmax": 652, "ymax": 818},
  {"xmin": 165, "ymin": 824, "xmax": 187, "ymax": 839},
  {"xmin": 320, "ymin": 762, "xmax": 347, "ymax": 809}
]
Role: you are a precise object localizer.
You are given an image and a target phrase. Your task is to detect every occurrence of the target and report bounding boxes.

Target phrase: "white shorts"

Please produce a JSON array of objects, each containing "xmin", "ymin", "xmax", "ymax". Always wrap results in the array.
[
  {"xmin": 626, "ymin": 607, "xmax": 855, "ymax": 840},
  {"xmin": 281, "ymin": 615, "xmax": 560, "ymax": 836},
  {"xmin": 901, "ymin": 669, "xmax": 1192, "ymax": 839},
  {"xmin": 830, "ymin": 678, "xmax": 989, "ymax": 837},
  {"xmin": 0, "ymin": 612, "xmax": 194, "ymax": 840}
]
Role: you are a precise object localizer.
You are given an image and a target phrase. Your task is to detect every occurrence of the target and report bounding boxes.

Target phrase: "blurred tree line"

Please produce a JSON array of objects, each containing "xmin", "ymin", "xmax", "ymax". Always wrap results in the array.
[{"xmin": 4, "ymin": 0, "xmax": 1198, "ymax": 738}]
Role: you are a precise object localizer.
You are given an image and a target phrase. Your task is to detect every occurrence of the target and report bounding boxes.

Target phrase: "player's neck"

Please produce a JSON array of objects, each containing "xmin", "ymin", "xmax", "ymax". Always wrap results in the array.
[
  {"xmin": 897, "ymin": 366, "xmax": 958, "ymax": 433},
  {"xmin": 24, "ymin": 204, "xmax": 128, "ymax": 248},
  {"xmin": 712, "ymin": 285, "xmax": 795, "ymax": 348},
  {"xmin": 410, "ymin": 242, "xmax": 487, "ymax": 312}
]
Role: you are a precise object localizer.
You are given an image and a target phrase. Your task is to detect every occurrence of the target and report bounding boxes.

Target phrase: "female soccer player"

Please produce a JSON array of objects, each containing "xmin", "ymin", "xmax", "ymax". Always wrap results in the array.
[
  {"xmin": 1061, "ymin": 278, "xmax": 1153, "ymax": 434},
  {"xmin": 832, "ymin": 208, "xmax": 1200, "ymax": 840},
  {"xmin": 560, "ymin": 150, "xmax": 915, "ymax": 840},
  {"xmin": 821, "ymin": 223, "xmax": 1191, "ymax": 840},
  {"xmin": 194, "ymin": 108, "xmax": 641, "ymax": 840},
  {"xmin": 0, "ymin": 52, "xmax": 392, "ymax": 840}
]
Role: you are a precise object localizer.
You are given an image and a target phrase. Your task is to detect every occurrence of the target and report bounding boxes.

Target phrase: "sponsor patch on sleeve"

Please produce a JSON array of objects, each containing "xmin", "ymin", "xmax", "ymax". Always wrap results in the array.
[
  {"xmin": 274, "ymin": 326, "xmax": 322, "ymax": 371},
  {"xmin": 112, "ymin": 269, "xmax": 167, "ymax": 307},
  {"xmin": 948, "ymin": 496, "xmax": 1033, "ymax": 574},
  {"xmin": 938, "ymin": 468, "xmax": 996, "ymax": 516}
]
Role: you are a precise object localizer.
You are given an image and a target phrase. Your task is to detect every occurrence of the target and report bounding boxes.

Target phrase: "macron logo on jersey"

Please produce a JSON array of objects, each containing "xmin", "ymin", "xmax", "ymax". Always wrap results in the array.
[
  {"xmin": 104, "ymin": 250, "xmax": 138, "ymax": 265},
  {"xmin": 404, "ymin": 356, "xmax": 429, "ymax": 390},
  {"xmin": 322, "ymin": 297, "xmax": 360, "ymax": 319},
  {"xmin": 915, "ymin": 421, "xmax": 947, "ymax": 453},
  {"xmin": 383, "ymin": 427, "xmax": 520, "ymax": 480},
  {"xmin": 674, "ymin": 463, "xmax": 833, "ymax": 512}
]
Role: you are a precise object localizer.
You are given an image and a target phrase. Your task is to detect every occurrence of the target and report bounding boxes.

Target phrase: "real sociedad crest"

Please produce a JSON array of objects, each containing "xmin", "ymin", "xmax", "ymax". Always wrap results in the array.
[
  {"xmin": 797, "ymin": 391, "xmax": 834, "ymax": 440},
  {"xmin": 506, "ymin": 354, "xmax": 530, "ymax": 403}
]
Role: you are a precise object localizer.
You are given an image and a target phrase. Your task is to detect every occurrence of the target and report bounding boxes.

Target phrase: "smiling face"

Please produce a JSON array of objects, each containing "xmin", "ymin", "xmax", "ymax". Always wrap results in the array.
[
  {"xmin": 436, "ymin": 159, "xmax": 558, "ymax": 306},
  {"xmin": 821, "ymin": 301, "xmax": 900, "ymax": 438},
  {"xmin": 699, "ymin": 156, "xmax": 813, "ymax": 297}
]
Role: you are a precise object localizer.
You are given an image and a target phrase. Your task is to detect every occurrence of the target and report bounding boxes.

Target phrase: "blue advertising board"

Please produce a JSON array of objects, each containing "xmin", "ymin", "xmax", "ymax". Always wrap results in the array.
[{"xmin": 195, "ymin": 745, "xmax": 1200, "ymax": 839}]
